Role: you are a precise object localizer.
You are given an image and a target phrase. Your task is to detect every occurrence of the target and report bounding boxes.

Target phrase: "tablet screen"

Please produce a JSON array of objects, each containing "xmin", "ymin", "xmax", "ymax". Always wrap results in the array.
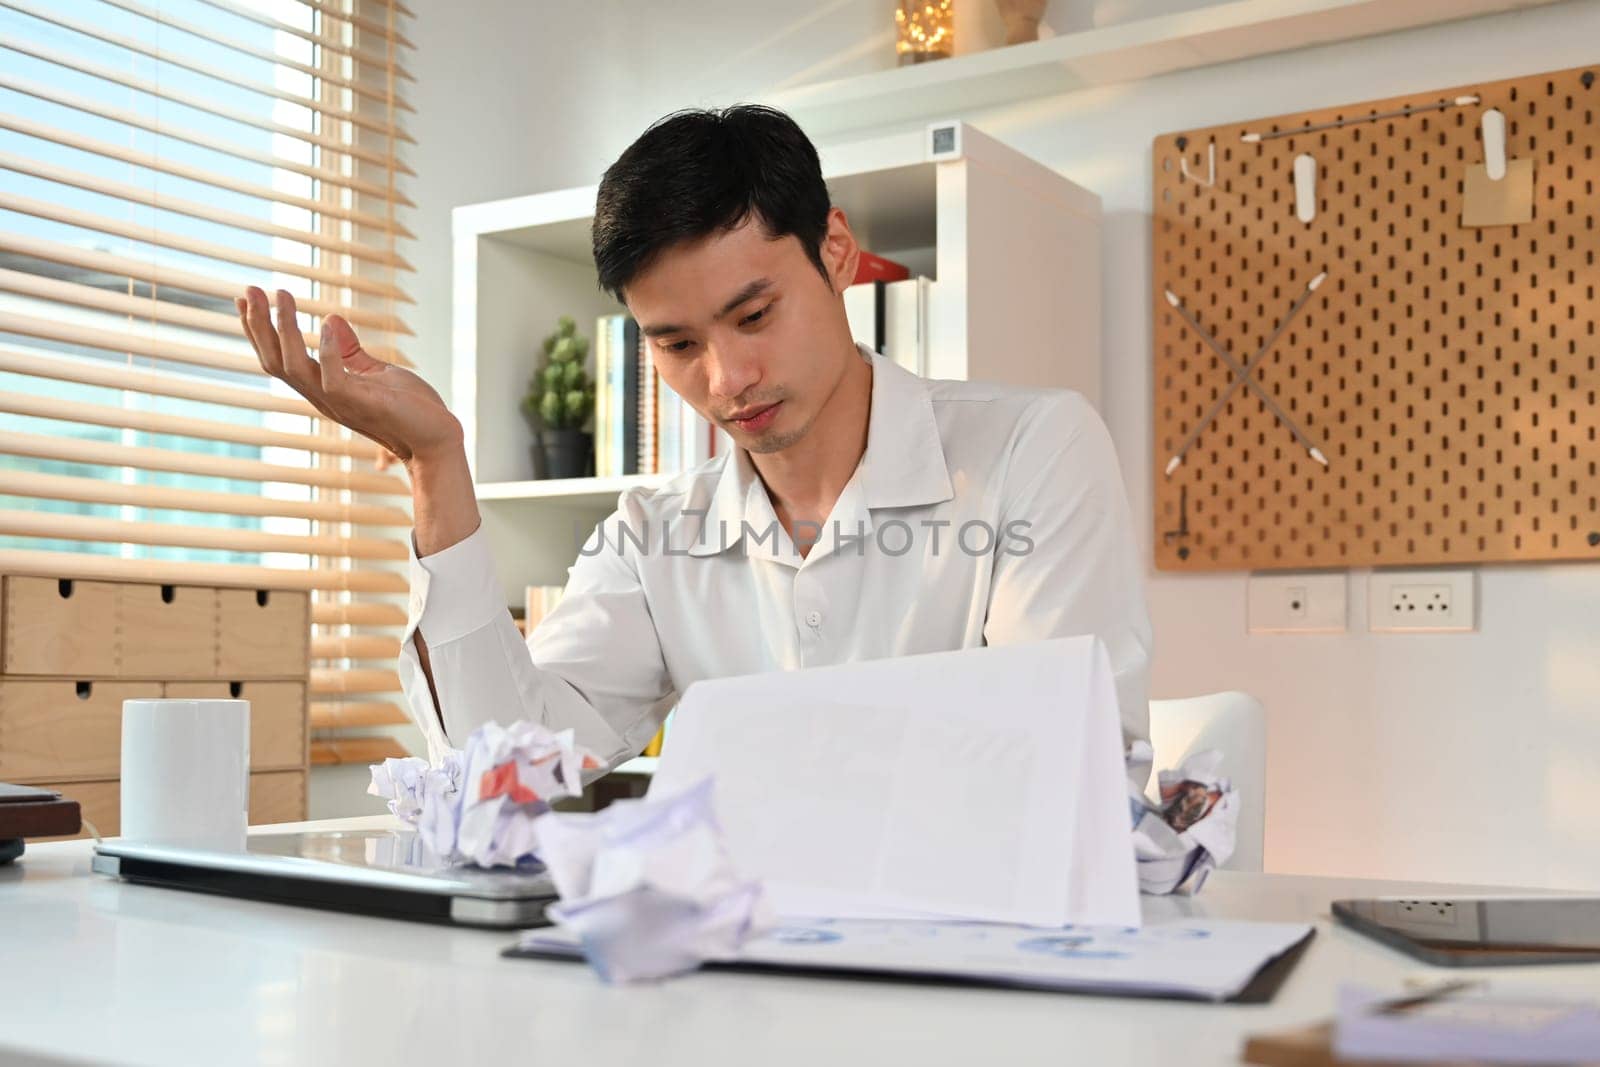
[{"xmin": 1333, "ymin": 897, "xmax": 1600, "ymax": 965}]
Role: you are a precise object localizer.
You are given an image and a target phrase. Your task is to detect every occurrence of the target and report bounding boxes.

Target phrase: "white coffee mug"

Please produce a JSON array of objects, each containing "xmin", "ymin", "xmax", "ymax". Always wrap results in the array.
[{"xmin": 121, "ymin": 699, "xmax": 250, "ymax": 851}]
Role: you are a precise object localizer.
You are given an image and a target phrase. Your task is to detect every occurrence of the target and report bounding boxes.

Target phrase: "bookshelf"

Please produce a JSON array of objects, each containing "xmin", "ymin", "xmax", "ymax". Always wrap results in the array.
[
  {"xmin": 474, "ymin": 474, "xmax": 666, "ymax": 505},
  {"xmin": 758, "ymin": 0, "xmax": 1561, "ymax": 139},
  {"xmin": 452, "ymin": 120, "xmax": 1101, "ymax": 604}
]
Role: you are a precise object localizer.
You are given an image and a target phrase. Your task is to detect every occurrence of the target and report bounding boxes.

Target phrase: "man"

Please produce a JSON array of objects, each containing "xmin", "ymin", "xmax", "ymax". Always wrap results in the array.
[{"xmin": 236, "ymin": 105, "xmax": 1152, "ymax": 771}]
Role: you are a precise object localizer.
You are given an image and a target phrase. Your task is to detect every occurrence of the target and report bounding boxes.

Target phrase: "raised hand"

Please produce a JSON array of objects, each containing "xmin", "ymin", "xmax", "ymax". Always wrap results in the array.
[{"xmin": 236, "ymin": 287, "xmax": 462, "ymax": 468}]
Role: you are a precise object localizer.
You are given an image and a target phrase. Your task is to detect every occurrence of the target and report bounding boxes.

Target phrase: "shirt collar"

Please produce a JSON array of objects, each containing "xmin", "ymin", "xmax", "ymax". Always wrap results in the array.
[{"xmin": 686, "ymin": 344, "xmax": 954, "ymax": 558}]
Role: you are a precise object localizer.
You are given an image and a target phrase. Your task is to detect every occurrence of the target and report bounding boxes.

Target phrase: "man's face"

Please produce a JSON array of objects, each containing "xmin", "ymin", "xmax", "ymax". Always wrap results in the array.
[{"xmin": 621, "ymin": 209, "xmax": 860, "ymax": 455}]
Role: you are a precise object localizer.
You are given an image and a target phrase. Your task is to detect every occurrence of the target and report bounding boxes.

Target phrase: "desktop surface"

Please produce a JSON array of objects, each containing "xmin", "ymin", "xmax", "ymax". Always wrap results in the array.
[{"xmin": 4, "ymin": 816, "xmax": 1599, "ymax": 1067}]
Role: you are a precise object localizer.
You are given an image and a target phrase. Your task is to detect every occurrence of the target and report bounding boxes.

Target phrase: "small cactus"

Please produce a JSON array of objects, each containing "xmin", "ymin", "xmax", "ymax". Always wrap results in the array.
[{"xmin": 522, "ymin": 315, "xmax": 594, "ymax": 431}]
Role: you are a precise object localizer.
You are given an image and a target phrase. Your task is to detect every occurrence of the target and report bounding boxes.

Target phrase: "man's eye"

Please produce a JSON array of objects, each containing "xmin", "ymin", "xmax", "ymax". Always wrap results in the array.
[
  {"xmin": 740, "ymin": 307, "xmax": 769, "ymax": 327},
  {"xmin": 665, "ymin": 339, "xmax": 693, "ymax": 353}
]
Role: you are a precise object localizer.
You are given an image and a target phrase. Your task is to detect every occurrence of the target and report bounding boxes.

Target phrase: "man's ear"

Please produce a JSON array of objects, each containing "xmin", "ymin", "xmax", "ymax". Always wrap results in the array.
[{"xmin": 818, "ymin": 206, "xmax": 859, "ymax": 294}]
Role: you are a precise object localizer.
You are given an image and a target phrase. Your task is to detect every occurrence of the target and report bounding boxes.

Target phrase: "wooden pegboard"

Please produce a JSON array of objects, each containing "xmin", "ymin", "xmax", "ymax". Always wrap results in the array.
[{"xmin": 1152, "ymin": 64, "xmax": 1600, "ymax": 572}]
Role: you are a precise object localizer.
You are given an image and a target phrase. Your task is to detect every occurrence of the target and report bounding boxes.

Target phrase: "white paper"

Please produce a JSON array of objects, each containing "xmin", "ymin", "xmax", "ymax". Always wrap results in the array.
[
  {"xmin": 532, "ymin": 778, "xmax": 769, "ymax": 983},
  {"xmin": 1334, "ymin": 985, "xmax": 1600, "ymax": 1064},
  {"xmin": 1128, "ymin": 746, "xmax": 1240, "ymax": 896},
  {"xmin": 646, "ymin": 636, "xmax": 1139, "ymax": 928},
  {"xmin": 519, "ymin": 916, "xmax": 1312, "ymax": 1002},
  {"xmin": 366, "ymin": 720, "xmax": 600, "ymax": 868}
]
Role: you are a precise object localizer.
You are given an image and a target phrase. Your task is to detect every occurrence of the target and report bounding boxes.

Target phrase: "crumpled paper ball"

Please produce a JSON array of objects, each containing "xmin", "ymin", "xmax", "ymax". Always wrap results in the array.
[
  {"xmin": 1125, "ymin": 741, "xmax": 1239, "ymax": 896},
  {"xmin": 368, "ymin": 720, "xmax": 601, "ymax": 868},
  {"xmin": 531, "ymin": 777, "xmax": 770, "ymax": 983},
  {"xmin": 369, "ymin": 749, "xmax": 462, "ymax": 825}
]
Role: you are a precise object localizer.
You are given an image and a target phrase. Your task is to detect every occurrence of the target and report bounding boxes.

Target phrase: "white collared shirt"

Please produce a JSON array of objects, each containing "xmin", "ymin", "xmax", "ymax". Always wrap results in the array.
[{"xmin": 399, "ymin": 345, "xmax": 1153, "ymax": 769}]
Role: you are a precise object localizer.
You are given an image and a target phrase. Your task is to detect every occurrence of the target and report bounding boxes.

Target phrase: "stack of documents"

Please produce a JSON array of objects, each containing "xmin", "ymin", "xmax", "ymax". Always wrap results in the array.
[
  {"xmin": 507, "ymin": 637, "xmax": 1315, "ymax": 1000},
  {"xmin": 512, "ymin": 917, "xmax": 1313, "ymax": 1002}
]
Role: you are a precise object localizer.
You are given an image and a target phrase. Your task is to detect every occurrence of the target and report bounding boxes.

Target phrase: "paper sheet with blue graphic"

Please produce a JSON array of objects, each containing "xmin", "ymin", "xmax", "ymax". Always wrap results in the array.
[{"xmin": 514, "ymin": 917, "xmax": 1313, "ymax": 1001}]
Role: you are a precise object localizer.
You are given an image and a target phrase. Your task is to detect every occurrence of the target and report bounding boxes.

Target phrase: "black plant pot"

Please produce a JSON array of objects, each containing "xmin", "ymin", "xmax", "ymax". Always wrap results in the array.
[{"xmin": 536, "ymin": 428, "xmax": 592, "ymax": 480}]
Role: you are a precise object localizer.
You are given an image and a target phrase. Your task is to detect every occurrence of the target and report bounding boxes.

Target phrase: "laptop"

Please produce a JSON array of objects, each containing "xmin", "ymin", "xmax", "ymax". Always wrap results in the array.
[{"xmin": 92, "ymin": 827, "xmax": 556, "ymax": 929}]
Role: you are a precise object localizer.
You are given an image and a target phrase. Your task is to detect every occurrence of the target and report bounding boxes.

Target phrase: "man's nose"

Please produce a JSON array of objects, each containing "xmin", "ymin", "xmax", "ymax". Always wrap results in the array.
[{"xmin": 705, "ymin": 340, "xmax": 762, "ymax": 401}]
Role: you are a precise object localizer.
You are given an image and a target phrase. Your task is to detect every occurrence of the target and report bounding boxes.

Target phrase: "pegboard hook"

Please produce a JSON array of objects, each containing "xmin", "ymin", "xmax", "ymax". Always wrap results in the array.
[
  {"xmin": 1481, "ymin": 108, "xmax": 1508, "ymax": 181},
  {"xmin": 1180, "ymin": 141, "xmax": 1216, "ymax": 187}
]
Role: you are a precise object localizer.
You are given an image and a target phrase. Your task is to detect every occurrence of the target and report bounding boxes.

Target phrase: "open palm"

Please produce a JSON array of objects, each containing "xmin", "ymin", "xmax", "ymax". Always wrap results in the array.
[{"xmin": 236, "ymin": 287, "xmax": 461, "ymax": 467}]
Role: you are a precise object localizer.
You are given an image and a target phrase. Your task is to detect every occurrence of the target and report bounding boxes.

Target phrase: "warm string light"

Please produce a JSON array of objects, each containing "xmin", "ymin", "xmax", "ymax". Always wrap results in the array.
[{"xmin": 895, "ymin": 0, "xmax": 954, "ymax": 64}]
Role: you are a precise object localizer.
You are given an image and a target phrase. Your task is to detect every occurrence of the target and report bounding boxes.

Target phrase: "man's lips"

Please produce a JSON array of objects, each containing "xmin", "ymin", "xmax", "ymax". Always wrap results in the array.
[
  {"xmin": 728, "ymin": 401, "xmax": 776, "ymax": 420},
  {"xmin": 727, "ymin": 401, "xmax": 781, "ymax": 428}
]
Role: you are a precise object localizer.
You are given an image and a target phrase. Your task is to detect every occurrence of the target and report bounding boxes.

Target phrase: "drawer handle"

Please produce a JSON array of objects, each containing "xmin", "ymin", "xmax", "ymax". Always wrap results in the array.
[
  {"xmin": 256, "ymin": 590, "xmax": 271, "ymax": 607},
  {"xmin": 75, "ymin": 681, "xmax": 93, "ymax": 699},
  {"xmin": 229, "ymin": 681, "xmax": 243, "ymax": 698},
  {"xmin": 57, "ymin": 578, "xmax": 74, "ymax": 599},
  {"xmin": 161, "ymin": 584, "xmax": 175, "ymax": 604}
]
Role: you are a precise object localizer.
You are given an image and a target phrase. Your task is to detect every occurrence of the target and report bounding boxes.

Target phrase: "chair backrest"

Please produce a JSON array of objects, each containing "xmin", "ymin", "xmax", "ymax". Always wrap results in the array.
[{"xmin": 1145, "ymin": 691, "xmax": 1266, "ymax": 873}]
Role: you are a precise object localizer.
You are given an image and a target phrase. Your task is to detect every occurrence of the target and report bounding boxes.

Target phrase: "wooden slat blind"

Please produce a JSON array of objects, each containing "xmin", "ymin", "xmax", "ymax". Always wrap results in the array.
[{"xmin": 0, "ymin": 0, "xmax": 416, "ymax": 764}]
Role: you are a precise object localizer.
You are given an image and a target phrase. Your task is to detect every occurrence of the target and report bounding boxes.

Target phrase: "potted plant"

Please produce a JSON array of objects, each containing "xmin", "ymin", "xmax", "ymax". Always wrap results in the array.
[{"xmin": 521, "ymin": 315, "xmax": 596, "ymax": 479}]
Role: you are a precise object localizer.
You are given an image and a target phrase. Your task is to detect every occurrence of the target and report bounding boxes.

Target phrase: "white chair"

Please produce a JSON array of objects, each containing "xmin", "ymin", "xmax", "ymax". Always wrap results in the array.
[{"xmin": 1146, "ymin": 692, "xmax": 1266, "ymax": 873}]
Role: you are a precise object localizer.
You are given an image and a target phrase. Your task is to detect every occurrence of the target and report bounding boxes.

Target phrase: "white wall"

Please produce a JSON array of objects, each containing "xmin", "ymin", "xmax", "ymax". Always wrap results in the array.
[{"xmin": 393, "ymin": 0, "xmax": 1600, "ymax": 889}]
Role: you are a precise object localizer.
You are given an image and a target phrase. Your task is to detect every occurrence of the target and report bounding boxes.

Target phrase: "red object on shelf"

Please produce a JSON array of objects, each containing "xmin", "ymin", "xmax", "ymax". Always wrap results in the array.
[{"xmin": 853, "ymin": 250, "xmax": 910, "ymax": 285}]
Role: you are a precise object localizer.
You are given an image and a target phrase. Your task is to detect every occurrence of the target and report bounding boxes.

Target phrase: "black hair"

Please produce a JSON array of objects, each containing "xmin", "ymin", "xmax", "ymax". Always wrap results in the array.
[{"xmin": 591, "ymin": 105, "xmax": 833, "ymax": 302}]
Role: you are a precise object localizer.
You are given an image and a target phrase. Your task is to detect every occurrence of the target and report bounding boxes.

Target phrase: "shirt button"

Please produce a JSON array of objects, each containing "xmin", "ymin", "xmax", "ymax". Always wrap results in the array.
[{"xmin": 805, "ymin": 611, "xmax": 822, "ymax": 627}]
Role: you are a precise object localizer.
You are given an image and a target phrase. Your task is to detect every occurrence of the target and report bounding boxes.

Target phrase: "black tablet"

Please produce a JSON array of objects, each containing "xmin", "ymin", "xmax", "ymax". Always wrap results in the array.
[{"xmin": 1333, "ymin": 896, "xmax": 1600, "ymax": 966}]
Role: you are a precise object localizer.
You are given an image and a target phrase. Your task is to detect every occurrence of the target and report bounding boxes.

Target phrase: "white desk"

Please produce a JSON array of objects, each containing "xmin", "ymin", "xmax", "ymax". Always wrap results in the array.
[{"xmin": 3, "ymin": 816, "xmax": 1597, "ymax": 1067}]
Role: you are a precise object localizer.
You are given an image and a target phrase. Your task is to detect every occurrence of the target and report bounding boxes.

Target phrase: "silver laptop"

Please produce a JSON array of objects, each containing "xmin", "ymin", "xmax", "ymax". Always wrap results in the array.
[{"xmin": 92, "ymin": 827, "xmax": 556, "ymax": 928}]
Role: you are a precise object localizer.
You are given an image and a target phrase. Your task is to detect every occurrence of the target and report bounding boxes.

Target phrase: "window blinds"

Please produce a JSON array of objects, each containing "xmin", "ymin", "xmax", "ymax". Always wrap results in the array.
[{"xmin": 0, "ymin": 0, "xmax": 417, "ymax": 763}]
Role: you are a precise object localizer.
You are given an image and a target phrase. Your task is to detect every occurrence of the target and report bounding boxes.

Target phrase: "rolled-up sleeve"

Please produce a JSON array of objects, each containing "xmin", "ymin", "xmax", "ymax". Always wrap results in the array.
[
  {"xmin": 396, "ymin": 491, "xmax": 676, "ymax": 769},
  {"xmin": 983, "ymin": 390, "xmax": 1154, "ymax": 747}
]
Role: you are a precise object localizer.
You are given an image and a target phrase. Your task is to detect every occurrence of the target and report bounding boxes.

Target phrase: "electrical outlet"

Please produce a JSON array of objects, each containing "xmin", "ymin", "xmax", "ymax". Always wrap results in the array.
[
  {"xmin": 1395, "ymin": 900, "xmax": 1460, "ymax": 927},
  {"xmin": 1247, "ymin": 572, "xmax": 1346, "ymax": 633},
  {"xmin": 1368, "ymin": 570, "xmax": 1476, "ymax": 632},
  {"xmin": 1373, "ymin": 899, "xmax": 1481, "ymax": 937},
  {"xmin": 1374, "ymin": 898, "xmax": 1483, "ymax": 938}
]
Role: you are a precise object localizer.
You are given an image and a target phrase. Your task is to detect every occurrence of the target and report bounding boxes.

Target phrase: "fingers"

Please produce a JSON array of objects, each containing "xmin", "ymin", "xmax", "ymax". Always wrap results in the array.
[
  {"xmin": 240, "ymin": 287, "xmax": 283, "ymax": 376},
  {"xmin": 321, "ymin": 315, "xmax": 386, "ymax": 376},
  {"xmin": 313, "ymin": 311, "xmax": 394, "ymax": 424},
  {"xmin": 237, "ymin": 286, "xmax": 401, "ymax": 452},
  {"xmin": 273, "ymin": 289, "xmax": 330, "ymax": 393},
  {"xmin": 239, "ymin": 286, "xmax": 346, "ymax": 424}
]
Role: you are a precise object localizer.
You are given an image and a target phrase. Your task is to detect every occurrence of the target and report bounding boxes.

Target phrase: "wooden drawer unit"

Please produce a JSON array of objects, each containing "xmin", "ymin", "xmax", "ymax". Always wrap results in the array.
[
  {"xmin": 119, "ymin": 583, "xmax": 218, "ymax": 678},
  {"xmin": 0, "ymin": 680, "xmax": 162, "ymax": 783},
  {"xmin": 2, "ymin": 576, "xmax": 121, "ymax": 676},
  {"xmin": 34, "ymin": 770, "xmax": 309, "ymax": 840},
  {"xmin": 217, "ymin": 588, "xmax": 309, "ymax": 678},
  {"xmin": 3, "ymin": 570, "xmax": 311, "ymax": 829},
  {"xmin": 163, "ymin": 681, "xmax": 307, "ymax": 772},
  {"xmin": 248, "ymin": 769, "xmax": 307, "ymax": 826}
]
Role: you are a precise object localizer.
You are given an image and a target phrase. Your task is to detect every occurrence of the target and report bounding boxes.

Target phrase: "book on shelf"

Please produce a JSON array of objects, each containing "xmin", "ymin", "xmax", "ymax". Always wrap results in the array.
[
  {"xmin": 843, "ymin": 275, "xmax": 931, "ymax": 378},
  {"xmin": 636, "ymin": 325, "xmax": 656, "ymax": 474},
  {"xmin": 594, "ymin": 312, "xmax": 729, "ymax": 478},
  {"xmin": 853, "ymin": 249, "xmax": 910, "ymax": 285}
]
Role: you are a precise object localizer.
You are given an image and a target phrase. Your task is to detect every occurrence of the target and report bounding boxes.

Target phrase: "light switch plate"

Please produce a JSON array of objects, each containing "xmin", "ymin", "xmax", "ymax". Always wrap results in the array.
[{"xmin": 1247, "ymin": 572, "xmax": 1348, "ymax": 634}]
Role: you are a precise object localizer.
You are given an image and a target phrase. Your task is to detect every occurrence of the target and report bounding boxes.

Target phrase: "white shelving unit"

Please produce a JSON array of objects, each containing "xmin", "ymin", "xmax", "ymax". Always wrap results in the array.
[
  {"xmin": 759, "ymin": 0, "xmax": 1561, "ymax": 138},
  {"xmin": 453, "ymin": 121, "xmax": 1101, "ymax": 603},
  {"xmin": 473, "ymin": 474, "xmax": 666, "ymax": 505}
]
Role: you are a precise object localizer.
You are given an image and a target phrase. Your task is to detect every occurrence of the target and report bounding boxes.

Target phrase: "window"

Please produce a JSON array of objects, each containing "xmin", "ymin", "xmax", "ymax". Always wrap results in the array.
[{"xmin": 0, "ymin": 0, "xmax": 416, "ymax": 762}]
